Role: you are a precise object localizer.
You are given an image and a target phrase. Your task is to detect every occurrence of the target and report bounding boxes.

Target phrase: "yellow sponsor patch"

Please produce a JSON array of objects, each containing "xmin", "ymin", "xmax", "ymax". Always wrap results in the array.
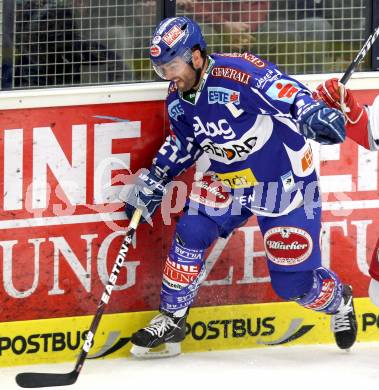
[
  {"xmin": 0, "ymin": 298, "xmax": 378, "ymax": 367},
  {"xmin": 216, "ymin": 168, "xmax": 258, "ymax": 189}
]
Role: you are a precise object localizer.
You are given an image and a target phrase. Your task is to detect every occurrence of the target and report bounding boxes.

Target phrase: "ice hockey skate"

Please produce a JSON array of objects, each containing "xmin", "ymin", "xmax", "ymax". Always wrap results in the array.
[
  {"xmin": 330, "ymin": 284, "xmax": 357, "ymax": 350},
  {"xmin": 130, "ymin": 311, "xmax": 188, "ymax": 359}
]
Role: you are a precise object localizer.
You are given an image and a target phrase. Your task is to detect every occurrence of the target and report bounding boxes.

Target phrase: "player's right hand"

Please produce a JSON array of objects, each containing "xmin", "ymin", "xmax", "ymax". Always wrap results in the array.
[
  {"xmin": 313, "ymin": 78, "xmax": 365, "ymax": 124},
  {"xmin": 124, "ymin": 167, "xmax": 168, "ymax": 224}
]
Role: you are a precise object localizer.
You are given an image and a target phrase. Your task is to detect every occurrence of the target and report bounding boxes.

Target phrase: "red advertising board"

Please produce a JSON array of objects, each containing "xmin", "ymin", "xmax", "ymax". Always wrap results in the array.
[
  {"xmin": 0, "ymin": 101, "xmax": 170, "ymax": 321},
  {"xmin": 0, "ymin": 90, "xmax": 378, "ymax": 322}
]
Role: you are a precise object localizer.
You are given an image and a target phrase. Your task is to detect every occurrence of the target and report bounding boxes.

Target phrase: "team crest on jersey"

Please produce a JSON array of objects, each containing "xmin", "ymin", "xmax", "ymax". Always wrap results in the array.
[
  {"xmin": 266, "ymin": 80, "xmax": 300, "ymax": 104},
  {"xmin": 208, "ymin": 87, "xmax": 240, "ymax": 105},
  {"xmin": 168, "ymin": 99, "xmax": 184, "ymax": 121},
  {"xmin": 162, "ymin": 25, "xmax": 185, "ymax": 47}
]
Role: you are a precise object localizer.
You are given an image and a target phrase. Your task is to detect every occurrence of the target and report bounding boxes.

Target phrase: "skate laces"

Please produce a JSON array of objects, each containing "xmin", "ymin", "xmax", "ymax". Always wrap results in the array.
[
  {"xmin": 144, "ymin": 314, "xmax": 179, "ymax": 338},
  {"xmin": 331, "ymin": 295, "xmax": 353, "ymax": 332}
]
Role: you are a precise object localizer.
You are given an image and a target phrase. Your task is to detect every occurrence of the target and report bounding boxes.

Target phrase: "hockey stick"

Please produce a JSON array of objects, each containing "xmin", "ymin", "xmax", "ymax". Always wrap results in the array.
[
  {"xmin": 15, "ymin": 208, "xmax": 143, "ymax": 388},
  {"xmin": 340, "ymin": 24, "xmax": 379, "ymax": 85}
]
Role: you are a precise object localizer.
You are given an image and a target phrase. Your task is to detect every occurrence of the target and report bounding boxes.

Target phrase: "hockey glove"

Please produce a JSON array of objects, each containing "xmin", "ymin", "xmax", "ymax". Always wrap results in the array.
[
  {"xmin": 313, "ymin": 78, "xmax": 372, "ymax": 150},
  {"xmin": 297, "ymin": 101, "xmax": 345, "ymax": 145},
  {"xmin": 312, "ymin": 78, "xmax": 365, "ymax": 124},
  {"xmin": 124, "ymin": 167, "xmax": 168, "ymax": 224}
]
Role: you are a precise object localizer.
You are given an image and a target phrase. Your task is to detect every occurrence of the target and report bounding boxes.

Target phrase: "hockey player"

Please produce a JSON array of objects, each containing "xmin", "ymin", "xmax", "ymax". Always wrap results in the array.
[
  {"xmin": 313, "ymin": 77, "xmax": 379, "ymax": 306},
  {"xmin": 124, "ymin": 16, "xmax": 357, "ymax": 358}
]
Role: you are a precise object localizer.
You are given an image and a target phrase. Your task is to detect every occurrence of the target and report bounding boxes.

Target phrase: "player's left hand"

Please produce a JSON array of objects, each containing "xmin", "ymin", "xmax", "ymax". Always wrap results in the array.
[
  {"xmin": 297, "ymin": 101, "xmax": 346, "ymax": 145},
  {"xmin": 124, "ymin": 167, "xmax": 168, "ymax": 225}
]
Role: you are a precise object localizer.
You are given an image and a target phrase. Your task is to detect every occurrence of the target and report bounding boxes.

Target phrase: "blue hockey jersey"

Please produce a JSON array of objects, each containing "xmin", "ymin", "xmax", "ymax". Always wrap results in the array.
[{"xmin": 153, "ymin": 53, "xmax": 319, "ymax": 216}]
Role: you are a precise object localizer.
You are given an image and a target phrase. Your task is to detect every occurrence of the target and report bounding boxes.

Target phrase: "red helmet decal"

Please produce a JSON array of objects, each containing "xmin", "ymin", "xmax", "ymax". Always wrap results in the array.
[
  {"xmin": 162, "ymin": 25, "xmax": 185, "ymax": 47},
  {"xmin": 150, "ymin": 45, "xmax": 161, "ymax": 57}
]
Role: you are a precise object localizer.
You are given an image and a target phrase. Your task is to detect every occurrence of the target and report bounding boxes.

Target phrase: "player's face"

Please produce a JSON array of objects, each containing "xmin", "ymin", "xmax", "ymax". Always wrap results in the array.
[
  {"xmin": 155, "ymin": 56, "xmax": 197, "ymax": 92},
  {"xmin": 169, "ymin": 63, "xmax": 196, "ymax": 92}
]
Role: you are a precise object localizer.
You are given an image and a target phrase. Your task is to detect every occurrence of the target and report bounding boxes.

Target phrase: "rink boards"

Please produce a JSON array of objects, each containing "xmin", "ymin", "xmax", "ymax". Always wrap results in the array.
[{"xmin": 0, "ymin": 298, "xmax": 378, "ymax": 367}]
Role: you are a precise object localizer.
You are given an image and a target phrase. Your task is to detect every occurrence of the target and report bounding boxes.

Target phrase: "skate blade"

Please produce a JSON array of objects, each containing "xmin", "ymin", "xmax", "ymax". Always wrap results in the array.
[{"xmin": 130, "ymin": 342, "xmax": 181, "ymax": 359}]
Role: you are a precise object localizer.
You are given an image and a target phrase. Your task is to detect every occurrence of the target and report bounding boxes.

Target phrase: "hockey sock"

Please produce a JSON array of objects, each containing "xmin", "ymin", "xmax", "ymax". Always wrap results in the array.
[
  {"xmin": 159, "ymin": 213, "xmax": 219, "ymax": 314},
  {"xmin": 160, "ymin": 238, "xmax": 206, "ymax": 314},
  {"xmin": 294, "ymin": 267, "xmax": 343, "ymax": 314}
]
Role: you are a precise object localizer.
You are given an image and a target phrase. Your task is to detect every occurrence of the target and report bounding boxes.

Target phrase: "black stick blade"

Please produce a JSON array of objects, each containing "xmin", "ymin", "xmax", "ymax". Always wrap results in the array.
[{"xmin": 15, "ymin": 371, "xmax": 78, "ymax": 388}]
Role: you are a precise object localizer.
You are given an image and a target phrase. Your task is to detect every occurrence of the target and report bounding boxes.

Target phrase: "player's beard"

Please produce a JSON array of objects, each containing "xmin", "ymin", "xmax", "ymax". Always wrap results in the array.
[
  {"xmin": 175, "ymin": 68, "xmax": 197, "ymax": 92},
  {"xmin": 183, "ymin": 57, "xmax": 207, "ymax": 92}
]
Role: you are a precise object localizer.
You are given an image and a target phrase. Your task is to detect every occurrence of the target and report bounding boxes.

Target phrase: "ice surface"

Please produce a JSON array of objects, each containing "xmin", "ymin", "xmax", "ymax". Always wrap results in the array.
[{"xmin": 3, "ymin": 343, "xmax": 379, "ymax": 390}]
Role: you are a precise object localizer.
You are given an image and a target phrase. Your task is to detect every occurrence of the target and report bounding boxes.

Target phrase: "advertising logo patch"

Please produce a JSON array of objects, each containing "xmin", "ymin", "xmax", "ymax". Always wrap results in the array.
[
  {"xmin": 200, "ymin": 135, "xmax": 258, "ymax": 164},
  {"xmin": 302, "ymin": 278, "xmax": 336, "ymax": 311},
  {"xmin": 211, "ymin": 67, "xmax": 251, "ymax": 85},
  {"xmin": 257, "ymin": 318, "xmax": 315, "ymax": 345},
  {"xmin": 281, "ymin": 171, "xmax": 295, "ymax": 192},
  {"xmin": 264, "ymin": 226, "xmax": 313, "ymax": 265},
  {"xmin": 266, "ymin": 80, "xmax": 300, "ymax": 104},
  {"xmin": 162, "ymin": 25, "xmax": 185, "ymax": 47},
  {"xmin": 216, "ymin": 168, "xmax": 258, "ymax": 189},
  {"xmin": 189, "ymin": 174, "xmax": 232, "ymax": 209},
  {"xmin": 301, "ymin": 145, "xmax": 313, "ymax": 172},
  {"xmin": 163, "ymin": 258, "xmax": 201, "ymax": 290},
  {"xmin": 193, "ymin": 116, "xmax": 236, "ymax": 140},
  {"xmin": 150, "ymin": 45, "xmax": 161, "ymax": 57},
  {"xmin": 256, "ymin": 69, "xmax": 282, "ymax": 88},
  {"xmin": 152, "ymin": 35, "xmax": 161, "ymax": 44},
  {"xmin": 168, "ymin": 99, "xmax": 184, "ymax": 121},
  {"xmin": 208, "ymin": 87, "xmax": 240, "ymax": 105},
  {"xmin": 216, "ymin": 53, "xmax": 266, "ymax": 68}
]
